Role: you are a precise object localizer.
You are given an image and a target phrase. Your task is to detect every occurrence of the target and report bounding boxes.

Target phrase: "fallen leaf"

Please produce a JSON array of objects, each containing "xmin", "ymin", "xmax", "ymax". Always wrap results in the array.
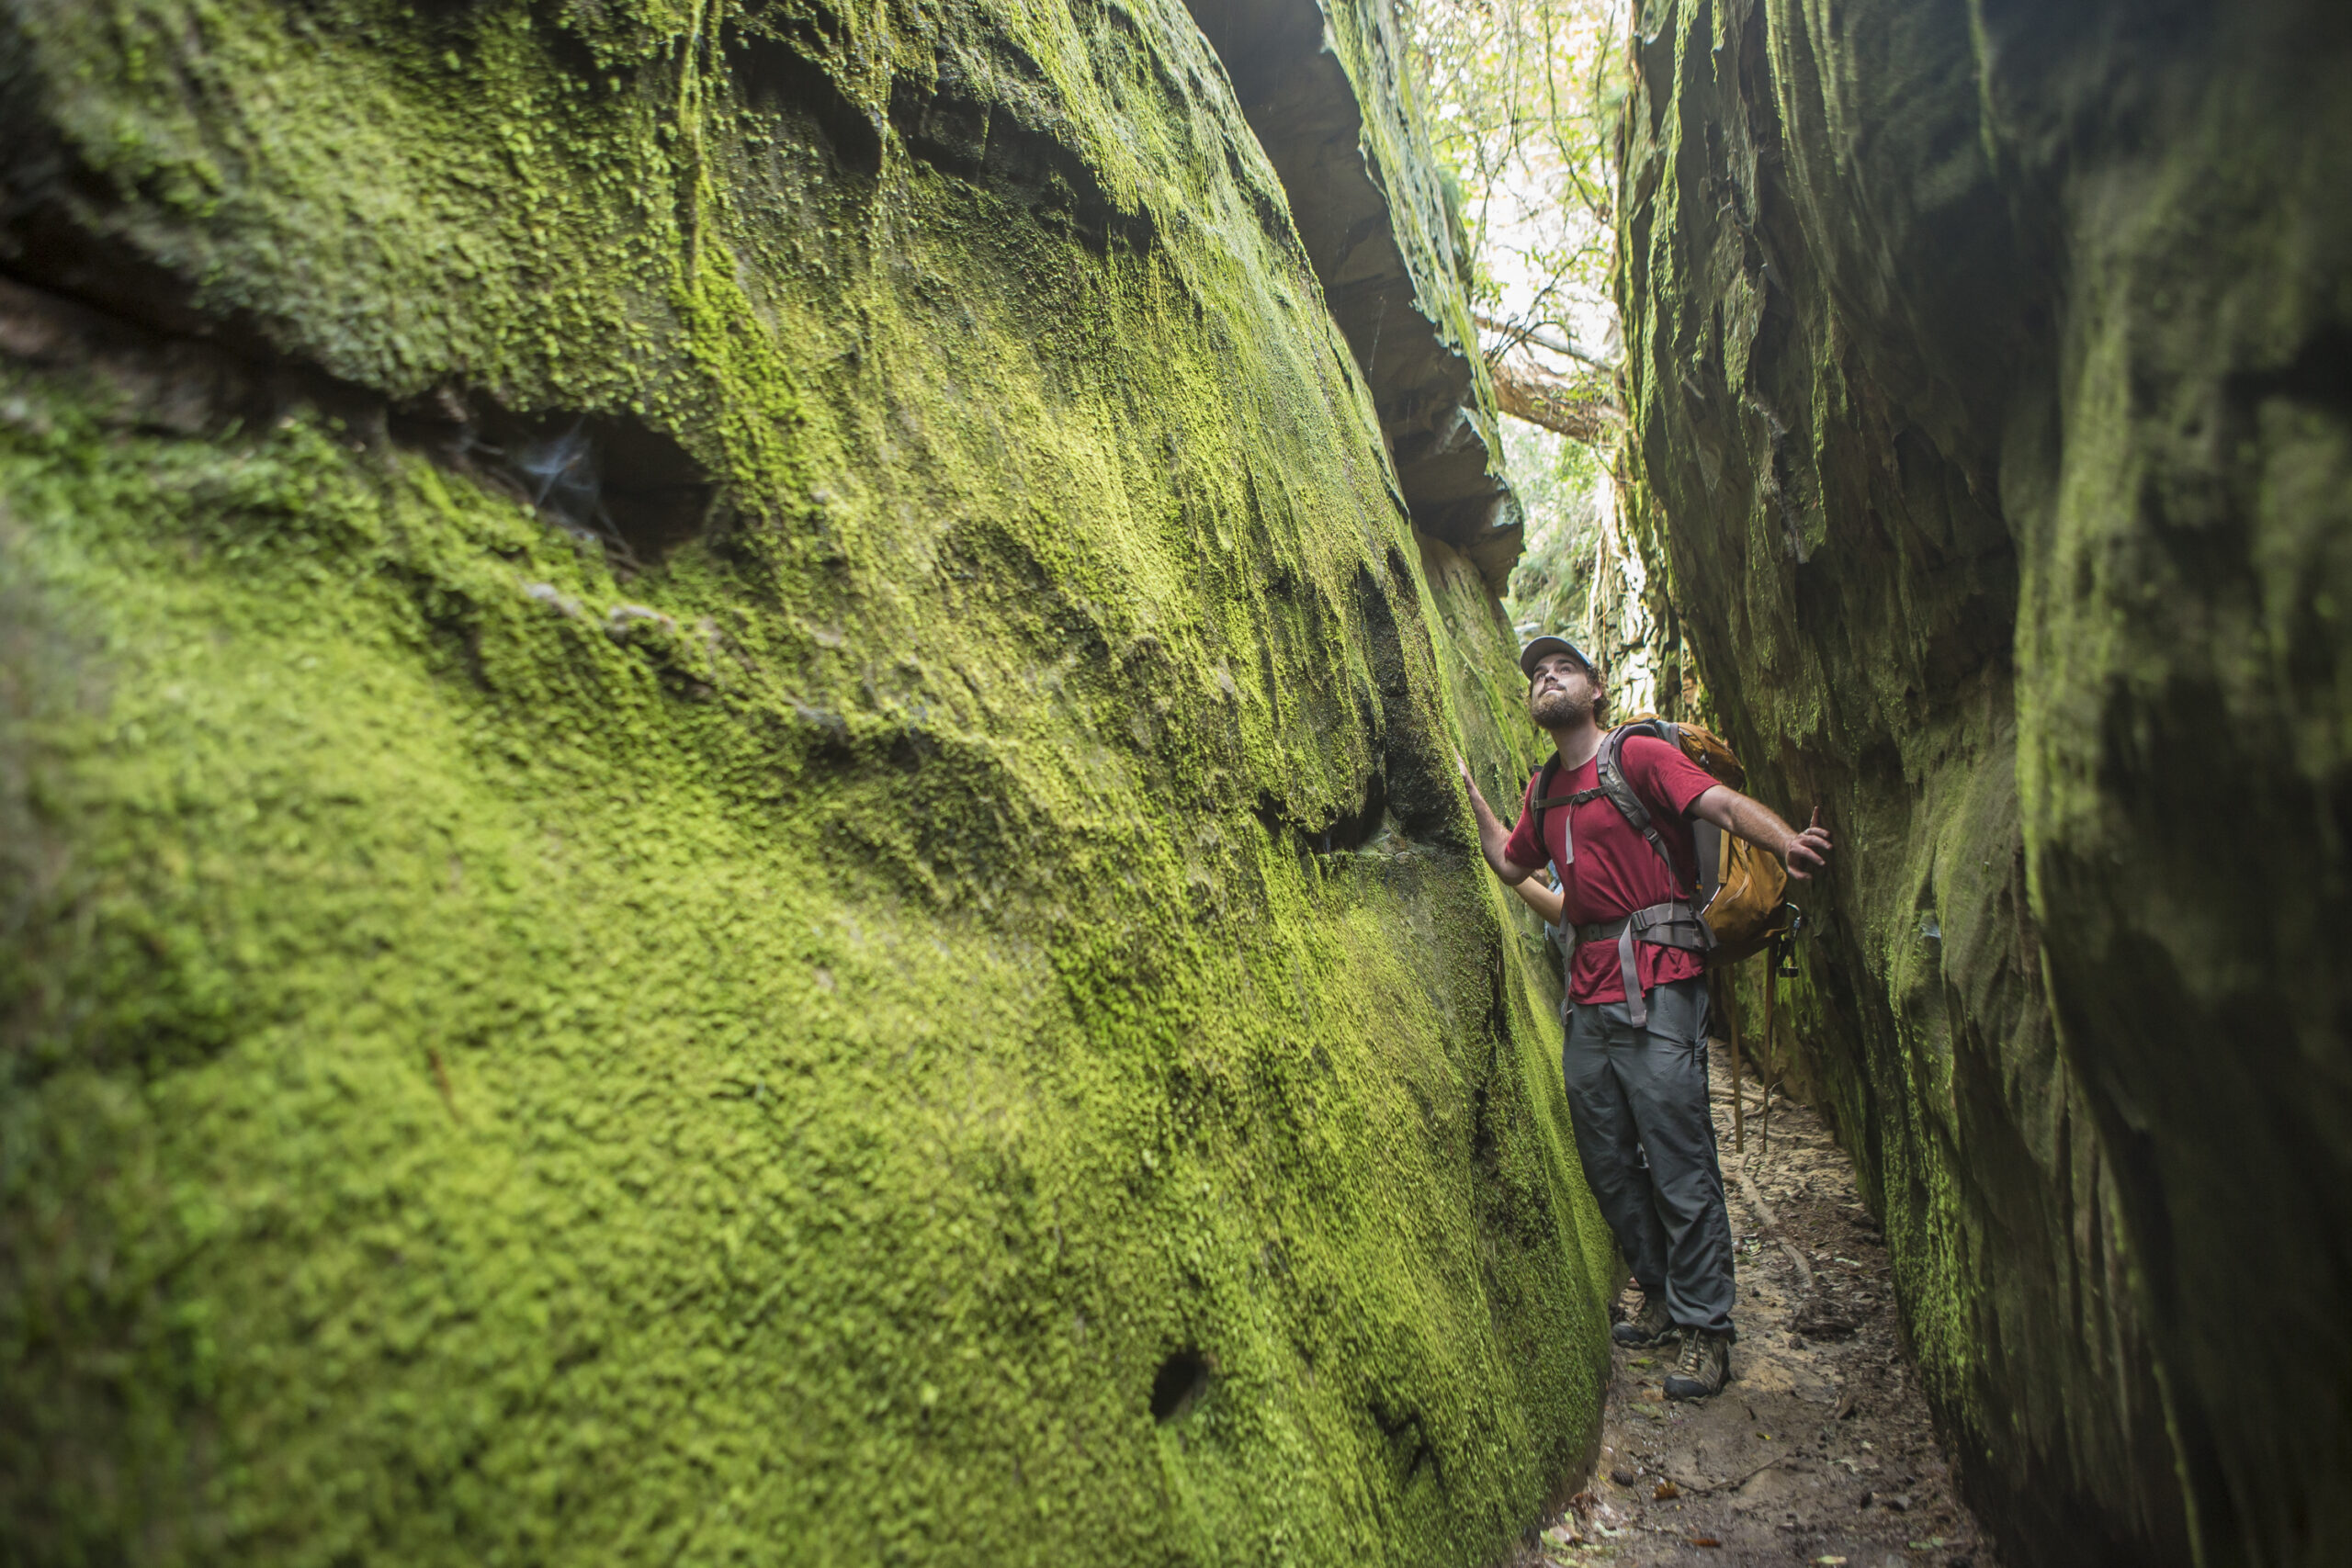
[
  {"xmin": 1815, "ymin": 1558, "xmax": 1849, "ymax": 1565},
  {"xmin": 1688, "ymin": 1538, "xmax": 1722, "ymax": 1549},
  {"xmin": 1653, "ymin": 1480, "xmax": 1679, "ymax": 1501},
  {"xmin": 1571, "ymin": 1490, "xmax": 1597, "ymax": 1511}
]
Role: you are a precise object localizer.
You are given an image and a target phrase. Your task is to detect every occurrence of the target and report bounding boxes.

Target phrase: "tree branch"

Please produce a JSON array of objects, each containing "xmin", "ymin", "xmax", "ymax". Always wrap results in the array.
[
  {"xmin": 1474, "ymin": 310, "xmax": 1617, "ymax": 372},
  {"xmin": 1486, "ymin": 353, "xmax": 1623, "ymax": 445}
]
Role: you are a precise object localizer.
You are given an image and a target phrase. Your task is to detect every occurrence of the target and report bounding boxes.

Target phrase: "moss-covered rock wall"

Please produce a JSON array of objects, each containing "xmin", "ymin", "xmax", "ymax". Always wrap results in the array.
[
  {"xmin": 1619, "ymin": 2, "xmax": 2350, "ymax": 1565},
  {"xmin": 0, "ymin": 1, "xmax": 1615, "ymax": 1561}
]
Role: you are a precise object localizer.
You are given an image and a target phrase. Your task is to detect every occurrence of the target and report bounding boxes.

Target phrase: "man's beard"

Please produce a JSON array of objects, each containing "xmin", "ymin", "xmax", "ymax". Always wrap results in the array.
[{"xmin": 1530, "ymin": 684, "xmax": 1593, "ymax": 728}]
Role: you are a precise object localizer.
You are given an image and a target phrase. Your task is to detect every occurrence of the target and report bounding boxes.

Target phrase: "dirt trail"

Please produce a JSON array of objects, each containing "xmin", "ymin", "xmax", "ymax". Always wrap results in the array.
[{"xmin": 1521, "ymin": 1041, "xmax": 2001, "ymax": 1568}]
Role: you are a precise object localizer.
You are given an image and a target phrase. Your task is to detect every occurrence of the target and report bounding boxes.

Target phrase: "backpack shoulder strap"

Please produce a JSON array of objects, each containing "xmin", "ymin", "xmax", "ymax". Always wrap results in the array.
[
  {"xmin": 1526, "ymin": 752, "xmax": 1613, "ymax": 868},
  {"xmin": 1524, "ymin": 754, "xmax": 1563, "ymax": 846},
  {"xmin": 1595, "ymin": 722, "xmax": 1697, "ymax": 896}
]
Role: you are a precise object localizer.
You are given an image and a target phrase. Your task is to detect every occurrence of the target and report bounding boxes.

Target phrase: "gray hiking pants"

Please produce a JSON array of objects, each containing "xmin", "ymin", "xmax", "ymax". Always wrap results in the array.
[{"xmin": 1564, "ymin": 977, "xmax": 1736, "ymax": 1335}]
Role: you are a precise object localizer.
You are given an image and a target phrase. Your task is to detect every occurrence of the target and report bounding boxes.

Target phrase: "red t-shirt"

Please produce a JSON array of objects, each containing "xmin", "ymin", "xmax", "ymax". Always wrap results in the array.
[{"xmin": 1501, "ymin": 735, "xmax": 1720, "ymax": 1005}]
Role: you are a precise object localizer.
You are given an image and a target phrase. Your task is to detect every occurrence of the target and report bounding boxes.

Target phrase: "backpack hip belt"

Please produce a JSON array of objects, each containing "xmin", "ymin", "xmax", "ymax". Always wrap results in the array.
[{"xmin": 1574, "ymin": 899, "xmax": 1715, "ymax": 1029}]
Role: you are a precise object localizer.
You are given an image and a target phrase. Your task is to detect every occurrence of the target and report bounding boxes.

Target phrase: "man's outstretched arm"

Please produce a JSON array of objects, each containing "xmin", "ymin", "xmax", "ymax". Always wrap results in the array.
[
  {"xmin": 1690, "ymin": 786, "xmax": 1834, "ymax": 880},
  {"xmin": 1455, "ymin": 752, "xmax": 1538, "ymax": 885}
]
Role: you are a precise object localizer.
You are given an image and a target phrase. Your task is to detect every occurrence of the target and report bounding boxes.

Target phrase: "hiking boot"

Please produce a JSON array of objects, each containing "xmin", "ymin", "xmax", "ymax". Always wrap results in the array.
[
  {"xmin": 1611, "ymin": 1291, "xmax": 1675, "ymax": 1347},
  {"xmin": 1664, "ymin": 1328, "xmax": 1732, "ymax": 1400}
]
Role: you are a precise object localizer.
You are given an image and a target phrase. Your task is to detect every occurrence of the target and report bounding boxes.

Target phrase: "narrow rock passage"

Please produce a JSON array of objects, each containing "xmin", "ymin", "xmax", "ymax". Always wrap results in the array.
[{"xmin": 1523, "ymin": 1042, "xmax": 2000, "ymax": 1568}]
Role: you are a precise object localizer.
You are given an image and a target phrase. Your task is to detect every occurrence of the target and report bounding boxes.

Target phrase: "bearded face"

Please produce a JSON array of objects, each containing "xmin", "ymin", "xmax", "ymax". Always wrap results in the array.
[{"xmin": 1527, "ymin": 661, "xmax": 1600, "ymax": 728}]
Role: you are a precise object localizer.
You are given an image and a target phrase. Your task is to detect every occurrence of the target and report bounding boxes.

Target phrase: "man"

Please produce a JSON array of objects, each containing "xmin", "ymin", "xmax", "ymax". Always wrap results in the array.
[{"xmin": 1457, "ymin": 635, "xmax": 1831, "ymax": 1399}]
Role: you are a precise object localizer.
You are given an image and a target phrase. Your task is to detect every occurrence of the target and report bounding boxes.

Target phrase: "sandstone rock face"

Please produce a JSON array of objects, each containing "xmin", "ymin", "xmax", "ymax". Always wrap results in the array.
[
  {"xmin": 0, "ymin": 2, "xmax": 1610, "ymax": 1561},
  {"xmin": 1184, "ymin": 0, "xmax": 1519, "ymax": 590},
  {"xmin": 1620, "ymin": 2, "xmax": 2350, "ymax": 1565}
]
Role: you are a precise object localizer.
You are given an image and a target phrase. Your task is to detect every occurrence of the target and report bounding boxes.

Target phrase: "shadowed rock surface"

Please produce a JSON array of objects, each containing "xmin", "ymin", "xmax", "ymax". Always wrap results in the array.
[
  {"xmin": 0, "ymin": 2, "xmax": 1611, "ymax": 1562},
  {"xmin": 1619, "ymin": 2, "xmax": 2350, "ymax": 1565}
]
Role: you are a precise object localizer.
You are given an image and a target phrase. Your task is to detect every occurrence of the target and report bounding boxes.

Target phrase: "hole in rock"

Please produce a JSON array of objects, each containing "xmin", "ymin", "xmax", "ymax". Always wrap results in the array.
[
  {"xmin": 1149, "ymin": 1349, "xmax": 1211, "ymax": 1423},
  {"xmin": 450, "ymin": 406, "xmax": 718, "ymax": 572}
]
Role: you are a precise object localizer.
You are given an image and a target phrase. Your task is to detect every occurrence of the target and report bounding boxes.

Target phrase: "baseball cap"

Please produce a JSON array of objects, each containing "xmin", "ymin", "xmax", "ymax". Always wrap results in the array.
[{"xmin": 1518, "ymin": 634, "xmax": 1594, "ymax": 681}]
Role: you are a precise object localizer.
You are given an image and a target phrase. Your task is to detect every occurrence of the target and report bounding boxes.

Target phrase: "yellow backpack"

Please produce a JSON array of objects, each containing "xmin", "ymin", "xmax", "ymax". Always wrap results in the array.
[{"xmin": 1526, "ymin": 715, "xmax": 1792, "ymax": 965}]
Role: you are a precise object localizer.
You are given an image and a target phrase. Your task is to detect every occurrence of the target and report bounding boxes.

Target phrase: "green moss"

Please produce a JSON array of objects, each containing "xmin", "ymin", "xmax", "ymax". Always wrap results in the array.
[{"xmin": 0, "ymin": 0, "xmax": 1611, "ymax": 1562}]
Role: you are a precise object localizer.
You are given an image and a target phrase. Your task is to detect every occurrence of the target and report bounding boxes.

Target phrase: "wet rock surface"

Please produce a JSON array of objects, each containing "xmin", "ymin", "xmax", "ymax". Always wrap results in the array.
[{"xmin": 1519, "ymin": 1043, "xmax": 1998, "ymax": 1568}]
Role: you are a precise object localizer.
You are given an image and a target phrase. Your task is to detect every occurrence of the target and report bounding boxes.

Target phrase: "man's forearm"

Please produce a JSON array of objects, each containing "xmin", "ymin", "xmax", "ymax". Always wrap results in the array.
[
  {"xmin": 1696, "ymin": 785, "xmax": 1796, "ymax": 858},
  {"xmin": 1694, "ymin": 783, "xmax": 1835, "ymax": 879}
]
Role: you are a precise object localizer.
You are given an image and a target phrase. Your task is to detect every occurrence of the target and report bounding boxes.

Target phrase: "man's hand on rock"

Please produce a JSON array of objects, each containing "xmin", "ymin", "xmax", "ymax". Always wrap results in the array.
[
  {"xmin": 1456, "ymin": 750, "xmax": 1529, "ymax": 883},
  {"xmin": 1783, "ymin": 807, "xmax": 1833, "ymax": 880},
  {"xmin": 1453, "ymin": 750, "xmax": 1487, "ymax": 807}
]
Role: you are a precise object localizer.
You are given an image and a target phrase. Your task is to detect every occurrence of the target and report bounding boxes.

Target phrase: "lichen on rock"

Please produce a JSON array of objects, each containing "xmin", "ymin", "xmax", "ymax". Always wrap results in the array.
[{"xmin": 0, "ymin": 1, "xmax": 1613, "ymax": 1562}]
